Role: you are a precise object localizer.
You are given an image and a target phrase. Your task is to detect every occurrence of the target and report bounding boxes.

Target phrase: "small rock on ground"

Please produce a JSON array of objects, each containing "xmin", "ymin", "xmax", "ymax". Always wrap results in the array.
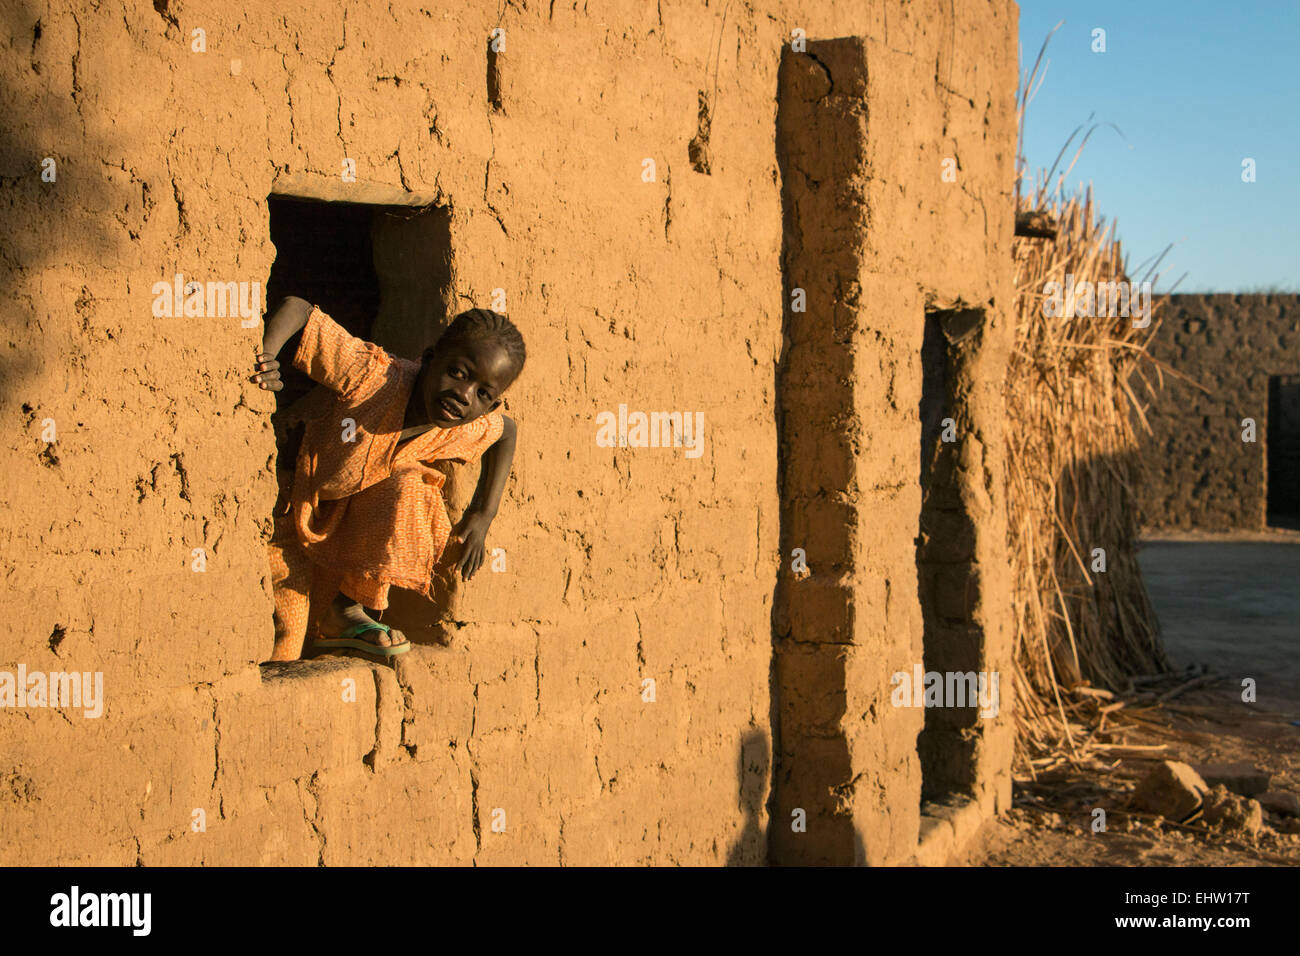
[{"xmin": 1131, "ymin": 760, "xmax": 1209, "ymax": 822}]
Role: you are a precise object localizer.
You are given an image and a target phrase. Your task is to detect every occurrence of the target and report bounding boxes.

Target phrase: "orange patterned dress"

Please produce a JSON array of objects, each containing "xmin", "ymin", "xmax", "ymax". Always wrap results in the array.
[{"xmin": 268, "ymin": 306, "xmax": 504, "ymax": 659}]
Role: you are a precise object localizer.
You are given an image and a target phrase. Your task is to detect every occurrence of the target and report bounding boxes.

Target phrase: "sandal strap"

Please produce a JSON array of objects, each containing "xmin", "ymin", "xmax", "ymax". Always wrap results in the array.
[{"xmin": 336, "ymin": 621, "xmax": 392, "ymax": 640}]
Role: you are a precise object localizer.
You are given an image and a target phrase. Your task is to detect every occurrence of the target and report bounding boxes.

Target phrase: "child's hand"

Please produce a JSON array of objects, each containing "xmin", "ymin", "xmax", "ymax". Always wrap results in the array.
[
  {"xmin": 251, "ymin": 352, "xmax": 284, "ymax": 391},
  {"xmin": 453, "ymin": 509, "xmax": 494, "ymax": 580}
]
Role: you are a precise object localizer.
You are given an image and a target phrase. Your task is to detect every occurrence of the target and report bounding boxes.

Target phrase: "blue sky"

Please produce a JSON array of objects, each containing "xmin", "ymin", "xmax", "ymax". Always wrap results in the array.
[{"xmin": 1016, "ymin": 2, "xmax": 1299, "ymax": 292}]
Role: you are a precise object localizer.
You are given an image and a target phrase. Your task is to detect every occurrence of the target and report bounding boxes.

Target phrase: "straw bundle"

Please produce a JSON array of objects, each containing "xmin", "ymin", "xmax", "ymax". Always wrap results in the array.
[{"xmin": 1007, "ymin": 30, "xmax": 1175, "ymax": 769}]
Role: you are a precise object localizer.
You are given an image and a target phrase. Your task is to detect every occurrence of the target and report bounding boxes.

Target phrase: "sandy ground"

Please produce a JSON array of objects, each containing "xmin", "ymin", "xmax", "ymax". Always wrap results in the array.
[
  {"xmin": 962, "ymin": 531, "xmax": 1300, "ymax": 866},
  {"xmin": 1139, "ymin": 530, "xmax": 1300, "ymax": 696}
]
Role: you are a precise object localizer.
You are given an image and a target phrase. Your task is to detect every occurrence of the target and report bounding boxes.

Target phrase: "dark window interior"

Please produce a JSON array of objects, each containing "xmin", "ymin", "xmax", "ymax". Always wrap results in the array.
[
  {"xmin": 1267, "ymin": 374, "xmax": 1300, "ymax": 527},
  {"xmin": 264, "ymin": 195, "xmax": 451, "ymax": 471},
  {"xmin": 265, "ymin": 196, "xmax": 382, "ymax": 452}
]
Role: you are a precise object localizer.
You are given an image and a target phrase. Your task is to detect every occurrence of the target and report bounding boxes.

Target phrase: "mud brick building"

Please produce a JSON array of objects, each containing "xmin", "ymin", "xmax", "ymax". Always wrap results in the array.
[
  {"xmin": 1138, "ymin": 294, "xmax": 1300, "ymax": 532},
  {"xmin": 0, "ymin": 0, "xmax": 1018, "ymax": 865}
]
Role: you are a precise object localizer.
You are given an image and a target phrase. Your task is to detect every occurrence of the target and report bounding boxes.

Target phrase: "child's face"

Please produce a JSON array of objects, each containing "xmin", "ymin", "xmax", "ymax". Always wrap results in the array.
[{"xmin": 422, "ymin": 337, "xmax": 516, "ymax": 427}]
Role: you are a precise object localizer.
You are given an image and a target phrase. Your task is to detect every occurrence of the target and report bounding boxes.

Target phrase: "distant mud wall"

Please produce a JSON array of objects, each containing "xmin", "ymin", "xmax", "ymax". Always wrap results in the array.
[
  {"xmin": 1138, "ymin": 294, "xmax": 1300, "ymax": 532},
  {"xmin": 0, "ymin": 0, "xmax": 1016, "ymax": 864}
]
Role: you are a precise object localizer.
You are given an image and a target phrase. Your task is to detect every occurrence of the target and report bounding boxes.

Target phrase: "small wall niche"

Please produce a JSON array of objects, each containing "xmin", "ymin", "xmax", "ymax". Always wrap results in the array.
[{"xmin": 487, "ymin": 34, "xmax": 503, "ymax": 111}]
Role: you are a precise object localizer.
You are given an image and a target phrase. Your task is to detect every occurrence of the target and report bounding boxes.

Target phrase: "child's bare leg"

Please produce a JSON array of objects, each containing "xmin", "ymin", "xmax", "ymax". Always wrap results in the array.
[
  {"xmin": 268, "ymin": 506, "xmax": 311, "ymax": 661},
  {"xmin": 270, "ymin": 578, "xmax": 310, "ymax": 660},
  {"xmin": 318, "ymin": 592, "xmax": 407, "ymax": 647},
  {"xmin": 270, "ymin": 617, "xmax": 306, "ymax": 661}
]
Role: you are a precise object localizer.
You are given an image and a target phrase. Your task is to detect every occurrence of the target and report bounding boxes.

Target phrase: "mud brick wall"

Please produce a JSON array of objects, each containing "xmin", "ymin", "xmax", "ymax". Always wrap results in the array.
[
  {"xmin": 0, "ymin": 0, "xmax": 1017, "ymax": 864},
  {"xmin": 1138, "ymin": 294, "xmax": 1300, "ymax": 531}
]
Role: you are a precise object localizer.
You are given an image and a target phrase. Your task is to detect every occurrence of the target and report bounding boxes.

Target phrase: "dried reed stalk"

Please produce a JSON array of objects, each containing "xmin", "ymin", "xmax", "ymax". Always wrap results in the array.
[{"xmin": 1007, "ymin": 29, "xmax": 1174, "ymax": 771}]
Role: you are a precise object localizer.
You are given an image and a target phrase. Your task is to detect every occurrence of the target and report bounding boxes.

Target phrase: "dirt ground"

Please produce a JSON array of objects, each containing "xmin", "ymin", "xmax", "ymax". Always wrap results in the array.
[{"xmin": 962, "ymin": 531, "xmax": 1300, "ymax": 866}]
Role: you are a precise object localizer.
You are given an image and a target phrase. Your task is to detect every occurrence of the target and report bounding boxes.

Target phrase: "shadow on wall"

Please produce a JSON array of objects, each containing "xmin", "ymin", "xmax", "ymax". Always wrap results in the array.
[
  {"xmin": 725, "ymin": 729, "xmax": 769, "ymax": 866},
  {"xmin": 0, "ymin": 0, "xmax": 126, "ymax": 398},
  {"xmin": 723, "ymin": 728, "xmax": 868, "ymax": 866}
]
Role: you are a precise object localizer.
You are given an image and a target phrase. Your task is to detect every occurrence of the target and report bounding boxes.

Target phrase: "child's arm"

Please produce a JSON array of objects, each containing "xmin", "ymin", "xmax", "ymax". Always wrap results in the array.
[
  {"xmin": 251, "ymin": 296, "xmax": 314, "ymax": 391},
  {"xmin": 454, "ymin": 415, "xmax": 518, "ymax": 580}
]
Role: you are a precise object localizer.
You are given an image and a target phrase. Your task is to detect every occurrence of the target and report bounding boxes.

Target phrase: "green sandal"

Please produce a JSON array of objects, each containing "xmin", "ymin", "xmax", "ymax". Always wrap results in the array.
[{"xmin": 312, "ymin": 622, "xmax": 410, "ymax": 658}]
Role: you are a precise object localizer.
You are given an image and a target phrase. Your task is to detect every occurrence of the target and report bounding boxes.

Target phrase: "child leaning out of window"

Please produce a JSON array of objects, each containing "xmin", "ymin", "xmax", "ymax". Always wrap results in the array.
[{"xmin": 251, "ymin": 296, "xmax": 523, "ymax": 660}]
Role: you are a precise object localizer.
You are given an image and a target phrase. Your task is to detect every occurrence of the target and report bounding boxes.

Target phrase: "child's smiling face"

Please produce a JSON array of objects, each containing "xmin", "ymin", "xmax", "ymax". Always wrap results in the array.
[{"xmin": 421, "ymin": 337, "xmax": 517, "ymax": 427}]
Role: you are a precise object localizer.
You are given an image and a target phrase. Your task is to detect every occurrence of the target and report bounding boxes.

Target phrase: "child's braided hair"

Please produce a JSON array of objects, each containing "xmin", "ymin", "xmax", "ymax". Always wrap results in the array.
[{"xmin": 429, "ymin": 308, "xmax": 527, "ymax": 379}]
